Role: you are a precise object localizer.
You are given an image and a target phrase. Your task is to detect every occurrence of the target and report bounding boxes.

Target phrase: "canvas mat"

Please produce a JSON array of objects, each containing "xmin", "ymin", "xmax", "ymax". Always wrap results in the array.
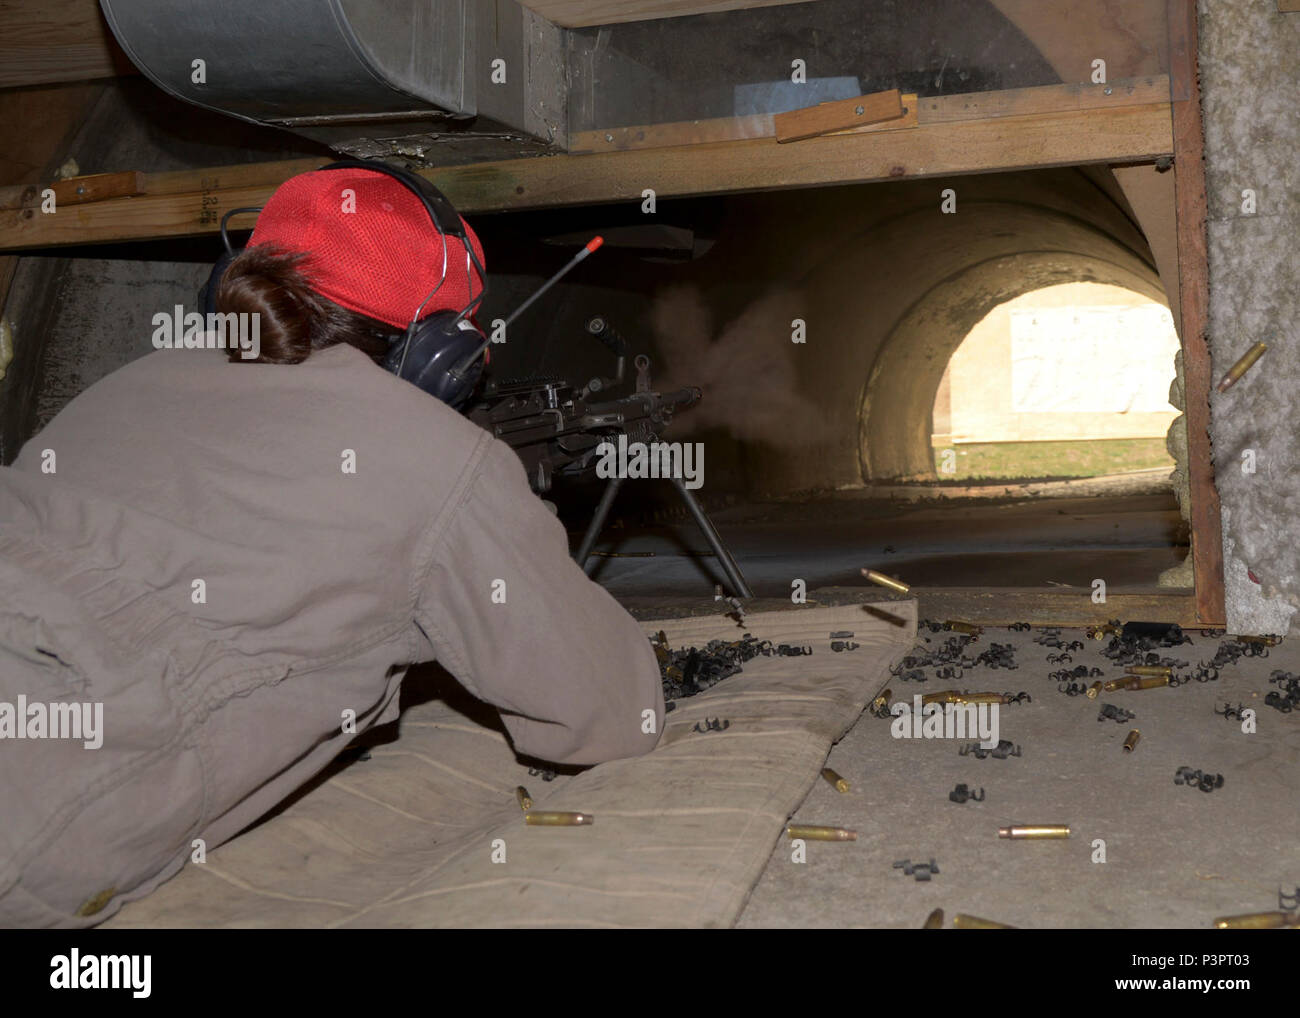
[{"xmin": 105, "ymin": 600, "xmax": 915, "ymax": 928}]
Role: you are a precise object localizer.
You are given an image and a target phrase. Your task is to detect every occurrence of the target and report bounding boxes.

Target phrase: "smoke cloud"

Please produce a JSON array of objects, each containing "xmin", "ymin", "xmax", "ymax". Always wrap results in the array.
[{"xmin": 650, "ymin": 285, "xmax": 832, "ymax": 449}]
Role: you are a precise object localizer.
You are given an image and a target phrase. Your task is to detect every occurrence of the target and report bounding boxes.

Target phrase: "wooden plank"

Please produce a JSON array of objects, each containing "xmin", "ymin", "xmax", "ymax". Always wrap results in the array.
[
  {"xmin": 826, "ymin": 93, "xmax": 918, "ymax": 136},
  {"xmin": 571, "ymin": 79, "xmax": 1164, "ymax": 156},
  {"xmin": 1167, "ymin": 0, "xmax": 1225, "ymax": 627},
  {"xmin": 570, "ymin": 94, "xmax": 917, "ymax": 154},
  {"xmin": 0, "ymin": 100, "xmax": 1175, "ymax": 251},
  {"xmin": 0, "ymin": 0, "xmax": 134, "ymax": 88},
  {"xmin": 622, "ymin": 587, "xmax": 1205, "ymax": 629},
  {"xmin": 915, "ymin": 588, "xmax": 1202, "ymax": 628},
  {"xmin": 0, "ymin": 157, "xmax": 328, "ymax": 211},
  {"xmin": 920, "ymin": 75, "xmax": 1169, "ymax": 123},
  {"xmin": 774, "ymin": 88, "xmax": 904, "ymax": 143},
  {"xmin": 522, "ymin": 0, "xmax": 816, "ymax": 29},
  {"xmin": 49, "ymin": 171, "xmax": 144, "ymax": 207},
  {"xmin": 570, "ymin": 115, "xmax": 774, "ymax": 154},
  {"xmin": 1279, "ymin": 1, "xmax": 1300, "ymax": 12}
]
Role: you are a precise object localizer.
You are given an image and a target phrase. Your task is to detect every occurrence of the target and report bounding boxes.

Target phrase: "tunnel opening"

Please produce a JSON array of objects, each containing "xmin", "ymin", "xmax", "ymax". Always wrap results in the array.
[
  {"xmin": 929, "ymin": 282, "xmax": 1180, "ymax": 484},
  {"xmin": 446, "ymin": 165, "xmax": 1192, "ymax": 599}
]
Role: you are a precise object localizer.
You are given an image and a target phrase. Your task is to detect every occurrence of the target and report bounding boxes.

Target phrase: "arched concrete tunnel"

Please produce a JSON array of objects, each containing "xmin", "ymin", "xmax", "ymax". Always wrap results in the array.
[{"xmin": 620, "ymin": 166, "xmax": 1175, "ymax": 496}]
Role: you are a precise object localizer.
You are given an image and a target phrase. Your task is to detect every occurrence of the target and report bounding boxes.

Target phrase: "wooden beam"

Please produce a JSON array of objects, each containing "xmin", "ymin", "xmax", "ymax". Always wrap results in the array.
[
  {"xmin": 0, "ymin": 99, "xmax": 1174, "ymax": 251},
  {"xmin": 773, "ymin": 88, "xmax": 904, "ymax": 143},
  {"xmin": 0, "ymin": 0, "xmax": 135, "ymax": 89},
  {"xmin": 919, "ymin": 75, "xmax": 1169, "ymax": 123},
  {"xmin": 1167, "ymin": 0, "xmax": 1225, "ymax": 627},
  {"xmin": 571, "ymin": 93, "xmax": 918, "ymax": 154},
  {"xmin": 570, "ymin": 78, "xmax": 1164, "ymax": 154}
]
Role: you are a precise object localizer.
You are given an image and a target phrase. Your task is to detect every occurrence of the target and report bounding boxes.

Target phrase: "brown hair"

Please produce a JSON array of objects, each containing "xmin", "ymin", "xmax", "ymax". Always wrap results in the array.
[{"xmin": 214, "ymin": 245, "xmax": 396, "ymax": 364}]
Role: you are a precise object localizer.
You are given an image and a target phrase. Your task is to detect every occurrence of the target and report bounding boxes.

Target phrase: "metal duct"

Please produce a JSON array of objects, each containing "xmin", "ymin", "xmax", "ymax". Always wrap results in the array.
[{"xmin": 98, "ymin": 0, "xmax": 565, "ymax": 159}]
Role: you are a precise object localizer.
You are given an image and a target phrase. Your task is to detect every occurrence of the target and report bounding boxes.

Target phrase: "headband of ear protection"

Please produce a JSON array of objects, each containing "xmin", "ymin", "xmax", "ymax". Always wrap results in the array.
[{"xmin": 199, "ymin": 158, "xmax": 489, "ymax": 409}]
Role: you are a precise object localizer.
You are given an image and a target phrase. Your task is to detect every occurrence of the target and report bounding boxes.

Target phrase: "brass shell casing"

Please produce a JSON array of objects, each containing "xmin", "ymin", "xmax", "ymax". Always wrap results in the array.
[
  {"xmin": 1123, "ymin": 675, "xmax": 1170, "ymax": 691},
  {"xmin": 998, "ymin": 824, "xmax": 1070, "ymax": 840},
  {"xmin": 1122, "ymin": 729, "xmax": 1140, "ymax": 752},
  {"xmin": 923, "ymin": 908, "xmax": 945, "ymax": 929},
  {"xmin": 515, "ymin": 786, "xmax": 533, "ymax": 811},
  {"xmin": 1216, "ymin": 341, "xmax": 1267, "ymax": 393},
  {"xmin": 1086, "ymin": 681, "xmax": 1103, "ymax": 699},
  {"xmin": 524, "ymin": 811, "xmax": 593, "ymax": 826},
  {"xmin": 821, "ymin": 768, "xmax": 850, "ymax": 794},
  {"xmin": 862, "ymin": 569, "xmax": 910, "ymax": 593},
  {"xmin": 787, "ymin": 824, "xmax": 857, "ymax": 841},
  {"xmin": 953, "ymin": 913, "xmax": 1017, "ymax": 929},
  {"xmin": 1213, "ymin": 911, "xmax": 1297, "ymax": 930}
]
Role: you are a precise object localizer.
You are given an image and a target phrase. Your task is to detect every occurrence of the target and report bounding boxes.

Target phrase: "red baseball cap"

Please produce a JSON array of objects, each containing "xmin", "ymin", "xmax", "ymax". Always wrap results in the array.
[{"xmin": 248, "ymin": 166, "xmax": 485, "ymax": 329}]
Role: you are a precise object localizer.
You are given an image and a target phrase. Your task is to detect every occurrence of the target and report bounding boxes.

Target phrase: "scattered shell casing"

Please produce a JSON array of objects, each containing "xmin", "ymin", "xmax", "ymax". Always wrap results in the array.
[
  {"xmin": 1129, "ymin": 665, "xmax": 1173, "ymax": 677},
  {"xmin": 1123, "ymin": 674, "xmax": 1170, "ymax": 691},
  {"xmin": 1102, "ymin": 678, "xmax": 1128, "ymax": 693},
  {"xmin": 953, "ymin": 913, "xmax": 1017, "ymax": 929},
  {"xmin": 1122, "ymin": 729, "xmax": 1141, "ymax": 753},
  {"xmin": 787, "ymin": 824, "xmax": 857, "ymax": 841},
  {"xmin": 862, "ymin": 569, "xmax": 910, "ymax": 593},
  {"xmin": 1216, "ymin": 341, "xmax": 1267, "ymax": 393},
  {"xmin": 922, "ymin": 690, "xmax": 961, "ymax": 705},
  {"xmin": 1213, "ymin": 911, "xmax": 1297, "ymax": 930},
  {"xmin": 1235, "ymin": 634, "xmax": 1281, "ymax": 647},
  {"xmin": 524, "ymin": 811, "xmax": 593, "ymax": 826},
  {"xmin": 821, "ymin": 767, "xmax": 851, "ymax": 793},
  {"xmin": 1086, "ymin": 681, "xmax": 1103, "ymax": 699},
  {"xmin": 923, "ymin": 908, "xmax": 945, "ymax": 929},
  {"xmin": 945, "ymin": 620, "xmax": 982, "ymax": 636},
  {"xmin": 954, "ymin": 692, "xmax": 1007, "ymax": 705},
  {"xmin": 870, "ymin": 688, "xmax": 892, "ymax": 713},
  {"xmin": 515, "ymin": 786, "xmax": 533, "ymax": 811},
  {"xmin": 998, "ymin": 824, "xmax": 1070, "ymax": 840}
]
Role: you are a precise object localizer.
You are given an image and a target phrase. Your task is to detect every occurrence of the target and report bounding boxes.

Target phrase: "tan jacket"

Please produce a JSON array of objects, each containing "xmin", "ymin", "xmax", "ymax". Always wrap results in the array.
[{"xmin": 0, "ymin": 343, "xmax": 662, "ymax": 927}]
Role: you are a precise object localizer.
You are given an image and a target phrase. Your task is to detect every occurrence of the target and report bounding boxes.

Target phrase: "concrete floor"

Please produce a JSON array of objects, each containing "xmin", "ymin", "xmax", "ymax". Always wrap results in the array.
[
  {"xmin": 583, "ymin": 488, "xmax": 1294, "ymax": 928},
  {"xmin": 582, "ymin": 487, "xmax": 1187, "ymax": 597},
  {"xmin": 735, "ymin": 627, "xmax": 1300, "ymax": 929}
]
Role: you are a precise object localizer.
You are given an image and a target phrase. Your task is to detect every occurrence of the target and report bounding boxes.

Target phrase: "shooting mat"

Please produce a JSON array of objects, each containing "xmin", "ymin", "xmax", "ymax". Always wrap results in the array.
[{"xmin": 105, "ymin": 600, "xmax": 915, "ymax": 928}]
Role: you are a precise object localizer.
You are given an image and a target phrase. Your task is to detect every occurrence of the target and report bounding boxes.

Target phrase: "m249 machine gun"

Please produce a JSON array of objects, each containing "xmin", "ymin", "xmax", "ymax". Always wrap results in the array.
[{"xmin": 467, "ymin": 315, "xmax": 752, "ymax": 598}]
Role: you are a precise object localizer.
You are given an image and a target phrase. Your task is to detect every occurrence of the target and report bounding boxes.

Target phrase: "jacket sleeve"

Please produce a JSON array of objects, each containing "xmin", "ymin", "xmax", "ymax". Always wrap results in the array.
[{"xmin": 411, "ymin": 437, "xmax": 664, "ymax": 766}]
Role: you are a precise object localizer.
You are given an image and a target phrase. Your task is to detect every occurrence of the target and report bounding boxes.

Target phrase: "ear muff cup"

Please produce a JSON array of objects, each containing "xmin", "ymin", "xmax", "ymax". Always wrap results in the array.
[
  {"xmin": 200, "ymin": 249, "xmax": 237, "ymax": 317},
  {"xmin": 383, "ymin": 312, "xmax": 486, "ymax": 409}
]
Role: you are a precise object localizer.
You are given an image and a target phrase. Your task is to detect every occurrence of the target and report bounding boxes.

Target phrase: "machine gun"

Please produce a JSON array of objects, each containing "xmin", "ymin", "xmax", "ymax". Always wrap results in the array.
[
  {"xmin": 468, "ymin": 316, "xmax": 697, "ymax": 493},
  {"xmin": 467, "ymin": 315, "xmax": 751, "ymax": 597}
]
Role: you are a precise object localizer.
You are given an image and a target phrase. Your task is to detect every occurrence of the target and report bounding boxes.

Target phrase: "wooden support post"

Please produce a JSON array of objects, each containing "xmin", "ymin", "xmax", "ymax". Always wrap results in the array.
[{"xmin": 1168, "ymin": 0, "xmax": 1226, "ymax": 626}]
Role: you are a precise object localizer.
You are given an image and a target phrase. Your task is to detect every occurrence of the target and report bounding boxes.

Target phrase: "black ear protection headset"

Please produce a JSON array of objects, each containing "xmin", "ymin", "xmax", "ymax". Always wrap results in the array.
[{"xmin": 200, "ymin": 158, "xmax": 489, "ymax": 409}]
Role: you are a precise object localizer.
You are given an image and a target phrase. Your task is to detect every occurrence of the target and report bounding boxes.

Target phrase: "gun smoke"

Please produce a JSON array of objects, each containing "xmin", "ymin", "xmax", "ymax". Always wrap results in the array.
[{"xmin": 650, "ymin": 285, "xmax": 832, "ymax": 449}]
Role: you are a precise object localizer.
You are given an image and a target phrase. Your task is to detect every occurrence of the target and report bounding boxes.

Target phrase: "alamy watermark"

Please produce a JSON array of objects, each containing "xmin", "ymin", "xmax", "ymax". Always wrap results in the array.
[
  {"xmin": 0, "ymin": 696, "xmax": 103, "ymax": 749},
  {"xmin": 890, "ymin": 695, "xmax": 999, "ymax": 748},
  {"xmin": 50, "ymin": 950, "xmax": 150, "ymax": 997},
  {"xmin": 594, "ymin": 435, "xmax": 704, "ymax": 490},
  {"xmin": 152, "ymin": 306, "xmax": 260, "ymax": 360}
]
